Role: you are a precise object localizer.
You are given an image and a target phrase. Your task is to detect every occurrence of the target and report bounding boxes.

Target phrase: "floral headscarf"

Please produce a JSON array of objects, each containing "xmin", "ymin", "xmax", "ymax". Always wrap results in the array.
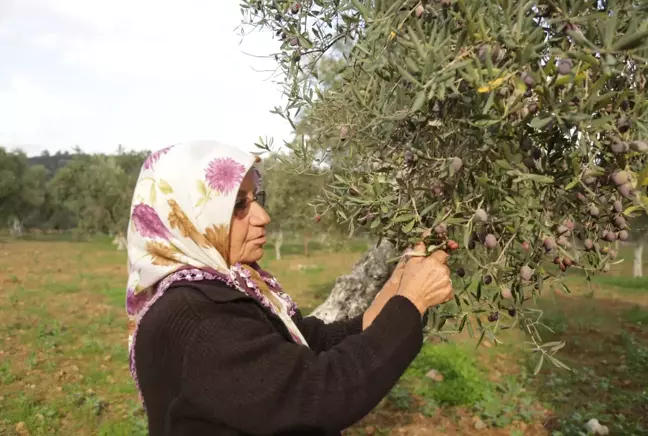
[{"xmin": 125, "ymin": 140, "xmax": 309, "ymax": 401}]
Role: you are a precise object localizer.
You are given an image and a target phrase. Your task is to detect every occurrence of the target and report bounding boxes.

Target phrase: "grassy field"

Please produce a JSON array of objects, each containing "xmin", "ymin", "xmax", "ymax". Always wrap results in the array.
[{"xmin": 0, "ymin": 237, "xmax": 647, "ymax": 435}]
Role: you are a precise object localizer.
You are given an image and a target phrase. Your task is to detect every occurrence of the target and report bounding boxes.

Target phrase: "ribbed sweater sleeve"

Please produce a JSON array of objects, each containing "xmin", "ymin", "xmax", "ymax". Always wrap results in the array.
[
  {"xmin": 180, "ymin": 295, "xmax": 423, "ymax": 435},
  {"xmin": 292, "ymin": 312, "xmax": 364, "ymax": 353}
]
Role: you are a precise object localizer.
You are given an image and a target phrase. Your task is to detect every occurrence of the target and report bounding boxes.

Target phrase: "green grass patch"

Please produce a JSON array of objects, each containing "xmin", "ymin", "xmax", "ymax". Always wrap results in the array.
[
  {"xmin": 591, "ymin": 275, "xmax": 648, "ymax": 291},
  {"xmin": 101, "ymin": 286, "xmax": 128, "ymax": 308},
  {"xmin": 400, "ymin": 342, "xmax": 490, "ymax": 407},
  {"xmin": 621, "ymin": 305, "xmax": 648, "ymax": 324},
  {"xmin": 475, "ymin": 375, "xmax": 540, "ymax": 428},
  {"xmin": 47, "ymin": 282, "xmax": 82, "ymax": 294},
  {"xmin": 621, "ymin": 332, "xmax": 648, "ymax": 372}
]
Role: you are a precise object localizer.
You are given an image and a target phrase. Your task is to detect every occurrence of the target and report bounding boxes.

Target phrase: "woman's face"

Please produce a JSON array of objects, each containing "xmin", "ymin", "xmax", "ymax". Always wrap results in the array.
[{"xmin": 228, "ymin": 170, "xmax": 271, "ymax": 265}]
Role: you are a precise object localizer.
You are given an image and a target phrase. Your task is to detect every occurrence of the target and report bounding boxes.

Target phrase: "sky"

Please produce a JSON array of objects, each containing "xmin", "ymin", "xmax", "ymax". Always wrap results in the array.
[{"xmin": 0, "ymin": 0, "xmax": 295, "ymax": 156}]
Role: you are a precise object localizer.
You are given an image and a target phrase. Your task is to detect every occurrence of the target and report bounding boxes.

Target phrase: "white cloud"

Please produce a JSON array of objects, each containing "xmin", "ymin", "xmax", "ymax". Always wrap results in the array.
[{"xmin": 0, "ymin": 0, "xmax": 293, "ymax": 155}]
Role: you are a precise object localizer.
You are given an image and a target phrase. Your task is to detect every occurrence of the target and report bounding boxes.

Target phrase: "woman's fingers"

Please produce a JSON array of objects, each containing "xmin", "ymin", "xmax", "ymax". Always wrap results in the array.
[
  {"xmin": 441, "ymin": 284, "xmax": 454, "ymax": 302},
  {"xmin": 429, "ymin": 249, "xmax": 449, "ymax": 265},
  {"xmin": 411, "ymin": 241, "xmax": 427, "ymax": 256}
]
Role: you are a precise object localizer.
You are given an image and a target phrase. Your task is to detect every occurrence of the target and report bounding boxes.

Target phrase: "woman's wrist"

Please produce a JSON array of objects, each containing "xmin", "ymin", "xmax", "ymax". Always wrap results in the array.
[{"xmin": 395, "ymin": 293, "xmax": 427, "ymax": 317}]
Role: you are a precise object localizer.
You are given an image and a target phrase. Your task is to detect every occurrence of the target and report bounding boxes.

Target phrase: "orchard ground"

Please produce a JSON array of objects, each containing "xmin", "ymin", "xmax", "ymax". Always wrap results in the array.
[{"xmin": 0, "ymin": 235, "xmax": 647, "ymax": 436}]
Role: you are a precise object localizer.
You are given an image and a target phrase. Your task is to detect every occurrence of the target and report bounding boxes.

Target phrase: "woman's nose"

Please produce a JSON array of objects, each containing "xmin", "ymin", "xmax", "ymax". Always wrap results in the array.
[{"xmin": 250, "ymin": 201, "xmax": 271, "ymax": 226}]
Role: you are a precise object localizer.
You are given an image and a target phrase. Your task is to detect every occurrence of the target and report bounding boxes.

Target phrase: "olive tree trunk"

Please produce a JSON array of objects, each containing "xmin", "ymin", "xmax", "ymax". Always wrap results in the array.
[
  {"xmin": 9, "ymin": 217, "xmax": 23, "ymax": 237},
  {"xmin": 634, "ymin": 241, "xmax": 644, "ymax": 278},
  {"xmin": 112, "ymin": 233, "xmax": 127, "ymax": 251},
  {"xmin": 274, "ymin": 230, "xmax": 283, "ymax": 260},
  {"xmin": 310, "ymin": 239, "xmax": 398, "ymax": 323}
]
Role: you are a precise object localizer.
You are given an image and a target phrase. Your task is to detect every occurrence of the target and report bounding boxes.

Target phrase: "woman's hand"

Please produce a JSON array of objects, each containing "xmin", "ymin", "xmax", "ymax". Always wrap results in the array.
[
  {"xmin": 374, "ymin": 250, "xmax": 409, "ymax": 299},
  {"xmin": 362, "ymin": 242, "xmax": 453, "ymax": 329},
  {"xmin": 396, "ymin": 242, "xmax": 453, "ymax": 316}
]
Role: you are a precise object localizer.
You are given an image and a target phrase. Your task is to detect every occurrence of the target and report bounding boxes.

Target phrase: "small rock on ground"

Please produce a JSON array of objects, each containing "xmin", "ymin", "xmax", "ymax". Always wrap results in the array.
[
  {"xmin": 473, "ymin": 417, "xmax": 487, "ymax": 430},
  {"xmin": 16, "ymin": 421, "xmax": 30, "ymax": 436},
  {"xmin": 425, "ymin": 369, "xmax": 444, "ymax": 382}
]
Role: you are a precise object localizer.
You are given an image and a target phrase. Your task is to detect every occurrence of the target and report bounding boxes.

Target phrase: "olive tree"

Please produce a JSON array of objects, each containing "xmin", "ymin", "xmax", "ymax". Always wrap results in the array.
[
  {"xmin": 262, "ymin": 152, "xmax": 332, "ymax": 257},
  {"xmin": 0, "ymin": 148, "xmax": 49, "ymax": 235},
  {"xmin": 49, "ymin": 150, "xmax": 146, "ymax": 238},
  {"xmin": 241, "ymin": 0, "xmax": 648, "ymax": 369}
]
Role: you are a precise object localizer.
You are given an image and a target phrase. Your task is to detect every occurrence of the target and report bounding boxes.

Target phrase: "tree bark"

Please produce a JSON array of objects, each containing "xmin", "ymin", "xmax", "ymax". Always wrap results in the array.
[
  {"xmin": 275, "ymin": 230, "xmax": 283, "ymax": 260},
  {"xmin": 310, "ymin": 239, "xmax": 398, "ymax": 323},
  {"xmin": 634, "ymin": 242, "xmax": 644, "ymax": 278},
  {"xmin": 9, "ymin": 217, "xmax": 23, "ymax": 237},
  {"xmin": 113, "ymin": 233, "xmax": 127, "ymax": 251}
]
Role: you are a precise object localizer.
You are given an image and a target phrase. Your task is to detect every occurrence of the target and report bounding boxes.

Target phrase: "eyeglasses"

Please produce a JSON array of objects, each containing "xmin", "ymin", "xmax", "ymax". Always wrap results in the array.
[{"xmin": 233, "ymin": 191, "xmax": 266, "ymax": 216}]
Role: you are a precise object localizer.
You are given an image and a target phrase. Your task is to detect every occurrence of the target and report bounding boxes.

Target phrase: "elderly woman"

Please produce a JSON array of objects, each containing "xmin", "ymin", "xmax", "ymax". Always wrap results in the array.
[{"xmin": 126, "ymin": 141, "xmax": 453, "ymax": 436}]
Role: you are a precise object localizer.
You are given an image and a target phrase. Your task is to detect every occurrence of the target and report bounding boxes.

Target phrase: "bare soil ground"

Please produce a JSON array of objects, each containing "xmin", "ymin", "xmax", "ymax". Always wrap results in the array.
[{"xmin": 1, "ymin": 239, "xmax": 647, "ymax": 435}]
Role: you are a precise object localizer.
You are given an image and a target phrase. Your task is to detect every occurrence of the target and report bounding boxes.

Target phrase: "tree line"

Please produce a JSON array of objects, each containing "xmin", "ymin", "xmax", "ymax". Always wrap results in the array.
[{"xmin": 0, "ymin": 146, "xmax": 346, "ymax": 253}]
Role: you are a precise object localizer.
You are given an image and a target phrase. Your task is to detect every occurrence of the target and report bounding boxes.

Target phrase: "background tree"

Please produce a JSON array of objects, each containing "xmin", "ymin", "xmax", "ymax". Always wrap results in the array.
[
  {"xmin": 242, "ymin": 0, "xmax": 648, "ymax": 367},
  {"xmin": 48, "ymin": 149, "xmax": 146, "ymax": 237},
  {"xmin": 0, "ymin": 148, "xmax": 49, "ymax": 235},
  {"xmin": 263, "ymin": 151, "xmax": 341, "ymax": 258}
]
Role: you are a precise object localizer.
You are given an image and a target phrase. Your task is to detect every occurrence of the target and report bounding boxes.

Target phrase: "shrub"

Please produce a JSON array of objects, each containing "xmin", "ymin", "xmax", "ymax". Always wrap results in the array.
[{"xmin": 404, "ymin": 343, "xmax": 489, "ymax": 406}]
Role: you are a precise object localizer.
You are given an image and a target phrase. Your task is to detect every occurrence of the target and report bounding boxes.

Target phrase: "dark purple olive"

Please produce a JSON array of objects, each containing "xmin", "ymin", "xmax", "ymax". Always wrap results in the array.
[
  {"xmin": 563, "ymin": 219, "xmax": 575, "ymax": 230},
  {"xmin": 431, "ymin": 180, "xmax": 444, "ymax": 195},
  {"xmin": 613, "ymin": 200, "xmax": 623, "ymax": 213},
  {"xmin": 404, "ymin": 150, "xmax": 417, "ymax": 165},
  {"xmin": 588, "ymin": 205, "xmax": 600, "ymax": 217},
  {"xmin": 520, "ymin": 137, "xmax": 533, "ymax": 151},
  {"xmin": 612, "ymin": 171, "xmax": 630, "ymax": 186},
  {"xmin": 619, "ymin": 183, "xmax": 634, "ymax": 199},
  {"xmin": 484, "ymin": 234, "xmax": 498, "ymax": 249},
  {"xmin": 528, "ymin": 102, "xmax": 539, "ymax": 114},
  {"xmin": 474, "ymin": 209, "xmax": 488, "ymax": 222},
  {"xmin": 630, "ymin": 140, "xmax": 648, "ymax": 152},
  {"xmin": 435, "ymin": 223, "xmax": 447, "ymax": 235},
  {"xmin": 520, "ymin": 265, "xmax": 534, "ymax": 281},
  {"xmin": 617, "ymin": 116, "xmax": 631, "ymax": 133},
  {"xmin": 611, "ymin": 141, "xmax": 629, "ymax": 154},
  {"xmin": 521, "ymin": 72, "xmax": 535, "ymax": 87},
  {"xmin": 523, "ymin": 157, "xmax": 536, "ymax": 169},
  {"xmin": 544, "ymin": 237, "xmax": 556, "ymax": 251},
  {"xmin": 558, "ymin": 59, "xmax": 572, "ymax": 75}
]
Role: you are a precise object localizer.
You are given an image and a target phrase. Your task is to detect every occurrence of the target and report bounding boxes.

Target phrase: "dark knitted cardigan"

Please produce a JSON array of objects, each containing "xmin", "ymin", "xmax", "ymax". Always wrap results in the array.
[{"xmin": 134, "ymin": 279, "xmax": 425, "ymax": 436}]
